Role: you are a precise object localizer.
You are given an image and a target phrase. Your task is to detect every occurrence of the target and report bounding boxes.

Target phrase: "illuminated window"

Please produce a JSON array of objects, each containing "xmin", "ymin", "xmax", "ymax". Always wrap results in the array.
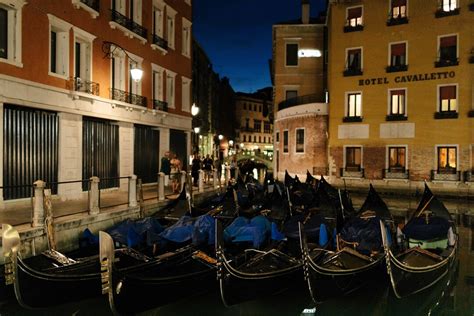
[
  {"xmin": 391, "ymin": 0, "xmax": 407, "ymax": 18},
  {"xmin": 390, "ymin": 43, "xmax": 406, "ymax": 67},
  {"xmin": 286, "ymin": 43, "xmax": 298, "ymax": 66},
  {"xmin": 439, "ymin": 85, "xmax": 457, "ymax": 112},
  {"xmin": 345, "ymin": 147, "xmax": 361, "ymax": 171},
  {"xmin": 389, "ymin": 147, "xmax": 406, "ymax": 170},
  {"xmin": 390, "ymin": 90, "xmax": 406, "ymax": 115},
  {"xmin": 437, "ymin": 146, "xmax": 457, "ymax": 173},
  {"xmin": 347, "ymin": 93, "xmax": 362, "ymax": 118},
  {"xmin": 295, "ymin": 129, "xmax": 304, "ymax": 153},
  {"xmin": 346, "ymin": 6, "xmax": 362, "ymax": 27},
  {"xmin": 441, "ymin": 0, "xmax": 457, "ymax": 12}
]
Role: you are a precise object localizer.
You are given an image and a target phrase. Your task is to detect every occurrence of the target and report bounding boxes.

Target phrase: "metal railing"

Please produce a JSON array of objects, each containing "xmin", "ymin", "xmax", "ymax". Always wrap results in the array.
[
  {"xmin": 383, "ymin": 168, "xmax": 410, "ymax": 180},
  {"xmin": 98, "ymin": 176, "xmax": 131, "ymax": 209},
  {"xmin": 111, "ymin": 88, "xmax": 147, "ymax": 107},
  {"xmin": 153, "ymin": 99, "xmax": 168, "ymax": 112},
  {"xmin": 277, "ymin": 93, "xmax": 326, "ymax": 111},
  {"xmin": 343, "ymin": 67, "xmax": 363, "ymax": 77},
  {"xmin": 435, "ymin": 57, "xmax": 459, "ymax": 68},
  {"xmin": 435, "ymin": 5, "xmax": 460, "ymax": 17},
  {"xmin": 152, "ymin": 34, "xmax": 168, "ymax": 50},
  {"xmin": 110, "ymin": 9, "xmax": 148, "ymax": 39},
  {"xmin": 67, "ymin": 77, "xmax": 100, "ymax": 95},
  {"xmin": 79, "ymin": 0, "xmax": 99, "ymax": 12},
  {"xmin": 386, "ymin": 14, "xmax": 408, "ymax": 26}
]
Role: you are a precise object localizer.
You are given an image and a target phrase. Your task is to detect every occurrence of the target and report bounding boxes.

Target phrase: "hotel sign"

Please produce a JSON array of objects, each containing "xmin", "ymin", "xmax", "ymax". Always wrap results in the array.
[{"xmin": 358, "ymin": 71, "xmax": 455, "ymax": 86}]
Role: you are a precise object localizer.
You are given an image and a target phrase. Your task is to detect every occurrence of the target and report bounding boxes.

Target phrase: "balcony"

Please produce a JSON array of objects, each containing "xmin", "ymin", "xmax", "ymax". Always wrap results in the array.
[
  {"xmin": 110, "ymin": 9, "xmax": 147, "ymax": 42},
  {"xmin": 435, "ymin": 57, "xmax": 459, "ymax": 68},
  {"xmin": 340, "ymin": 167, "xmax": 364, "ymax": 178},
  {"xmin": 434, "ymin": 111, "xmax": 458, "ymax": 119},
  {"xmin": 343, "ymin": 24, "xmax": 363, "ymax": 33},
  {"xmin": 386, "ymin": 64, "xmax": 408, "ymax": 73},
  {"xmin": 277, "ymin": 93, "xmax": 326, "ymax": 111},
  {"xmin": 67, "ymin": 77, "xmax": 99, "ymax": 95},
  {"xmin": 72, "ymin": 0, "xmax": 99, "ymax": 18},
  {"xmin": 386, "ymin": 15, "xmax": 408, "ymax": 26},
  {"xmin": 110, "ymin": 88, "xmax": 147, "ymax": 107},
  {"xmin": 151, "ymin": 34, "xmax": 168, "ymax": 54},
  {"xmin": 383, "ymin": 168, "xmax": 409, "ymax": 180},
  {"xmin": 343, "ymin": 116, "xmax": 362, "ymax": 123},
  {"xmin": 431, "ymin": 169, "xmax": 461, "ymax": 182},
  {"xmin": 386, "ymin": 114, "xmax": 407, "ymax": 121},
  {"xmin": 153, "ymin": 99, "xmax": 168, "ymax": 112},
  {"xmin": 343, "ymin": 67, "xmax": 363, "ymax": 77},
  {"xmin": 435, "ymin": 7, "xmax": 460, "ymax": 18}
]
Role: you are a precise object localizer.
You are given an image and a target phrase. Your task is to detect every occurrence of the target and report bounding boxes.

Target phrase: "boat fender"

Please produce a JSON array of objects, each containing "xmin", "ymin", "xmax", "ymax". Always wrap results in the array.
[
  {"xmin": 385, "ymin": 226, "xmax": 392, "ymax": 247},
  {"xmin": 319, "ymin": 223, "xmax": 328, "ymax": 247},
  {"xmin": 448, "ymin": 227, "xmax": 455, "ymax": 246}
]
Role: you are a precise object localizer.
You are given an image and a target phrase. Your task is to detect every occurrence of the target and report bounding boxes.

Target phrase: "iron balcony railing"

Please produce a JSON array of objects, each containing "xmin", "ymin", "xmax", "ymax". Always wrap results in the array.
[
  {"xmin": 434, "ymin": 111, "xmax": 458, "ymax": 119},
  {"xmin": 431, "ymin": 169, "xmax": 461, "ymax": 181},
  {"xmin": 386, "ymin": 64, "xmax": 408, "ymax": 73},
  {"xmin": 80, "ymin": 0, "xmax": 99, "ymax": 12},
  {"xmin": 343, "ymin": 23, "xmax": 363, "ymax": 33},
  {"xmin": 110, "ymin": 88, "xmax": 147, "ymax": 107},
  {"xmin": 435, "ymin": 57, "xmax": 459, "ymax": 68},
  {"xmin": 67, "ymin": 77, "xmax": 100, "ymax": 95},
  {"xmin": 278, "ymin": 93, "xmax": 326, "ymax": 111},
  {"xmin": 153, "ymin": 99, "xmax": 168, "ymax": 112},
  {"xmin": 111, "ymin": 9, "xmax": 147, "ymax": 39},
  {"xmin": 386, "ymin": 14, "xmax": 408, "ymax": 26},
  {"xmin": 435, "ymin": 6, "xmax": 460, "ymax": 18},
  {"xmin": 343, "ymin": 67, "xmax": 363, "ymax": 77},
  {"xmin": 383, "ymin": 168, "xmax": 409, "ymax": 180},
  {"xmin": 152, "ymin": 34, "xmax": 168, "ymax": 50}
]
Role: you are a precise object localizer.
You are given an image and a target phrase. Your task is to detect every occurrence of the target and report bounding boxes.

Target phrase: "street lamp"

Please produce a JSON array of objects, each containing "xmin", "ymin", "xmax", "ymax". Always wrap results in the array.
[
  {"xmin": 218, "ymin": 134, "xmax": 224, "ymax": 140},
  {"xmin": 130, "ymin": 66, "xmax": 143, "ymax": 82},
  {"xmin": 193, "ymin": 127, "xmax": 200, "ymax": 134},
  {"xmin": 229, "ymin": 140, "xmax": 234, "ymax": 146},
  {"xmin": 191, "ymin": 103, "xmax": 200, "ymax": 116}
]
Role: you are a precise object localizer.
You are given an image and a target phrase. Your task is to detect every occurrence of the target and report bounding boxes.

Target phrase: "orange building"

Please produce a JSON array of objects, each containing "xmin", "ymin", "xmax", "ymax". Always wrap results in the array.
[{"xmin": 0, "ymin": 0, "xmax": 192, "ymax": 201}]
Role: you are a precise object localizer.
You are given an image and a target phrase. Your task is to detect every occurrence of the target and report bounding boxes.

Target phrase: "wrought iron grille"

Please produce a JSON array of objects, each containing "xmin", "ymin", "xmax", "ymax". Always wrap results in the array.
[
  {"xmin": 153, "ymin": 34, "xmax": 168, "ymax": 50},
  {"xmin": 110, "ymin": 88, "xmax": 147, "ymax": 107},
  {"xmin": 80, "ymin": 0, "xmax": 99, "ymax": 12},
  {"xmin": 153, "ymin": 99, "xmax": 168, "ymax": 112},
  {"xmin": 67, "ymin": 77, "xmax": 100, "ymax": 95},
  {"xmin": 110, "ymin": 9, "xmax": 148, "ymax": 39}
]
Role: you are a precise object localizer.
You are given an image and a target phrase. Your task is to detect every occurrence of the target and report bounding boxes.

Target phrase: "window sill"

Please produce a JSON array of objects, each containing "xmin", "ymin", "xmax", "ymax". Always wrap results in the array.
[
  {"xmin": 150, "ymin": 44, "xmax": 168, "ymax": 55},
  {"xmin": 182, "ymin": 52, "xmax": 191, "ymax": 59},
  {"xmin": 343, "ymin": 25, "xmax": 363, "ymax": 33},
  {"xmin": 343, "ymin": 116, "xmax": 363, "ymax": 123},
  {"xmin": 109, "ymin": 21, "xmax": 147, "ymax": 44},
  {"xmin": 386, "ymin": 114, "xmax": 407, "ymax": 121},
  {"xmin": 343, "ymin": 69, "xmax": 363, "ymax": 77},
  {"xmin": 386, "ymin": 16, "xmax": 408, "ymax": 26},
  {"xmin": 0, "ymin": 58, "xmax": 23, "ymax": 68},
  {"xmin": 435, "ymin": 59, "xmax": 459, "ymax": 68},
  {"xmin": 434, "ymin": 111, "xmax": 458, "ymax": 119},
  {"xmin": 48, "ymin": 72, "xmax": 69, "ymax": 80},
  {"xmin": 71, "ymin": 0, "xmax": 99, "ymax": 18},
  {"xmin": 435, "ymin": 8, "xmax": 460, "ymax": 18},
  {"xmin": 386, "ymin": 65, "xmax": 408, "ymax": 73}
]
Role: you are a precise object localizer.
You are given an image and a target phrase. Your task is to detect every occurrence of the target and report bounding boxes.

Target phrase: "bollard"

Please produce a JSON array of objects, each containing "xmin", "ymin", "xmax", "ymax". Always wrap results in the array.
[
  {"xmin": 198, "ymin": 170, "xmax": 204, "ymax": 193},
  {"xmin": 225, "ymin": 166, "xmax": 231, "ymax": 185},
  {"xmin": 158, "ymin": 172, "xmax": 165, "ymax": 201},
  {"xmin": 213, "ymin": 169, "xmax": 219, "ymax": 189},
  {"xmin": 89, "ymin": 176, "xmax": 100, "ymax": 215},
  {"xmin": 180, "ymin": 171, "xmax": 187, "ymax": 193},
  {"xmin": 235, "ymin": 167, "xmax": 239, "ymax": 180},
  {"xmin": 32, "ymin": 180, "xmax": 46, "ymax": 227},
  {"xmin": 129, "ymin": 175, "xmax": 138, "ymax": 207}
]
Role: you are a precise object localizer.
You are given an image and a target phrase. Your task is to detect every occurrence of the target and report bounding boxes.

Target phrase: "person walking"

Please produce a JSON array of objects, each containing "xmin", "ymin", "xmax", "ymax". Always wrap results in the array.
[
  {"xmin": 214, "ymin": 157, "xmax": 222, "ymax": 183},
  {"xmin": 203, "ymin": 154, "xmax": 213, "ymax": 183},
  {"xmin": 160, "ymin": 151, "xmax": 171, "ymax": 186},
  {"xmin": 191, "ymin": 154, "xmax": 202, "ymax": 187},
  {"xmin": 170, "ymin": 154, "xmax": 181, "ymax": 194}
]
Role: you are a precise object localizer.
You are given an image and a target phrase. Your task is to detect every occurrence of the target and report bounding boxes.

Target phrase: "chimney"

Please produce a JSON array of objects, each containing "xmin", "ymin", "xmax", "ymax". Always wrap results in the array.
[{"xmin": 302, "ymin": 0, "xmax": 310, "ymax": 24}]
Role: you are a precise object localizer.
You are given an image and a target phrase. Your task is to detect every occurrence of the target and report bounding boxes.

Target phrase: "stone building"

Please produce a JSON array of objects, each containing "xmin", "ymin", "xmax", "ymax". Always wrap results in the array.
[
  {"xmin": 273, "ymin": 0, "xmax": 474, "ymax": 193},
  {"xmin": 0, "ymin": 0, "xmax": 192, "ymax": 201},
  {"xmin": 235, "ymin": 91, "xmax": 273, "ymax": 159}
]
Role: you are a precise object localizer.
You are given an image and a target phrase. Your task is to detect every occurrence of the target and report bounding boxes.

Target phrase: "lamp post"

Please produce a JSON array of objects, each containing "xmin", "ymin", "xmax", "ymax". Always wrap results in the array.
[{"xmin": 191, "ymin": 104, "xmax": 200, "ymax": 155}]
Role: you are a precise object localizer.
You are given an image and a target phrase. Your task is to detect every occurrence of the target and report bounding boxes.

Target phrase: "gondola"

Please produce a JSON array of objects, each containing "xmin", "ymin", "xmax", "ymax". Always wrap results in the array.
[
  {"xmin": 300, "ymin": 184, "xmax": 392, "ymax": 302},
  {"xmin": 3, "ymin": 186, "xmax": 212, "ymax": 309},
  {"xmin": 380, "ymin": 183, "xmax": 458, "ymax": 298},
  {"xmin": 215, "ymin": 181, "xmax": 330, "ymax": 306}
]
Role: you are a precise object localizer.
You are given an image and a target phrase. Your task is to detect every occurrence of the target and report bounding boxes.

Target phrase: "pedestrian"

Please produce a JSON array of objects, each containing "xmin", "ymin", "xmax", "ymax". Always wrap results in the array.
[
  {"xmin": 203, "ymin": 154, "xmax": 213, "ymax": 183},
  {"xmin": 230, "ymin": 156, "xmax": 237, "ymax": 179},
  {"xmin": 160, "ymin": 151, "xmax": 171, "ymax": 186},
  {"xmin": 214, "ymin": 157, "xmax": 222, "ymax": 183},
  {"xmin": 191, "ymin": 154, "xmax": 202, "ymax": 187},
  {"xmin": 170, "ymin": 153, "xmax": 181, "ymax": 194}
]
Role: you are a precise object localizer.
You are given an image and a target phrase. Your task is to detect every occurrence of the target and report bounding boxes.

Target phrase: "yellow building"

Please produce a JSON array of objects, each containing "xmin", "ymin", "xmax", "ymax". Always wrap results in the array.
[
  {"xmin": 327, "ymin": 0, "xmax": 473, "ymax": 190},
  {"xmin": 272, "ymin": 0, "xmax": 328, "ymax": 179},
  {"xmin": 236, "ymin": 93, "xmax": 273, "ymax": 159}
]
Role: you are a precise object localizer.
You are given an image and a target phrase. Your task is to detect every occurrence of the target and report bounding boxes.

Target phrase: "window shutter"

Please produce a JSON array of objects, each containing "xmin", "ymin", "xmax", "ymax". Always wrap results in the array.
[
  {"xmin": 347, "ymin": 7, "xmax": 362, "ymax": 19},
  {"xmin": 391, "ymin": 43, "xmax": 406, "ymax": 56},
  {"xmin": 440, "ymin": 86, "xmax": 456, "ymax": 99},
  {"xmin": 440, "ymin": 36, "xmax": 456, "ymax": 47}
]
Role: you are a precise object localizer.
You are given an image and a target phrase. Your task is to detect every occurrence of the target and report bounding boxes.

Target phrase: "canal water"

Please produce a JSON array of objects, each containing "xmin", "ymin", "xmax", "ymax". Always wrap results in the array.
[{"xmin": 1, "ymin": 197, "xmax": 473, "ymax": 315}]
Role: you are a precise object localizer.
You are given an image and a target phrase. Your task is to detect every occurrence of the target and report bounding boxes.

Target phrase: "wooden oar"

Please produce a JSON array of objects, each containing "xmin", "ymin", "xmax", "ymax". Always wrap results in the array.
[{"xmin": 415, "ymin": 195, "xmax": 435, "ymax": 218}]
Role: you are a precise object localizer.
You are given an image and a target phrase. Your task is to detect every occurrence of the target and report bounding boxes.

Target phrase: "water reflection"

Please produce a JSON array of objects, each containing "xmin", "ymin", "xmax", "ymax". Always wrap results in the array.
[{"xmin": 1, "ymin": 227, "xmax": 473, "ymax": 315}]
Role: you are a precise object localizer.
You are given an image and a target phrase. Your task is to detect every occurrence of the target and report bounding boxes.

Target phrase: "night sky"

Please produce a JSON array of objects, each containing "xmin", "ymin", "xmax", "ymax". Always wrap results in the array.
[{"xmin": 193, "ymin": 0, "xmax": 326, "ymax": 93}]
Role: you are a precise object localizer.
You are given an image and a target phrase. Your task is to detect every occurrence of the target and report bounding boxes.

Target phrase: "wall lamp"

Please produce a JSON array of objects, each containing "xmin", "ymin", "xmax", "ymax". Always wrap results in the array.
[{"xmin": 102, "ymin": 41, "xmax": 143, "ymax": 82}]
